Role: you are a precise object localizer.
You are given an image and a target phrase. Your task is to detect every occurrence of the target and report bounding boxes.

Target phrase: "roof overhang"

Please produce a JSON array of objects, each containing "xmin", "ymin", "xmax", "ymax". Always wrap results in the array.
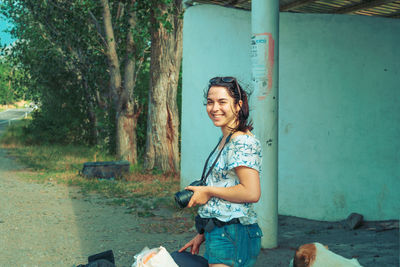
[{"xmin": 185, "ymin": 0, "xmax": 400, "ymax": 19}]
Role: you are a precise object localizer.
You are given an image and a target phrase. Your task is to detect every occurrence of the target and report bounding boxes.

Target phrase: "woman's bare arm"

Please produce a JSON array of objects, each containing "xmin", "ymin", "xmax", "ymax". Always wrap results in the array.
[{"xmin": 186, "ymin": 166, "xmax": 260, "ymax": 208}]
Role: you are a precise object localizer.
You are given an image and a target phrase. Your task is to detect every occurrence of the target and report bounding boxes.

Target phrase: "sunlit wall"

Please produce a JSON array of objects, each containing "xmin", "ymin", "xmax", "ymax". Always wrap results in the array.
[{"xmin": 181, "ymin": 4, "xmax": 400, "ymax": 221}]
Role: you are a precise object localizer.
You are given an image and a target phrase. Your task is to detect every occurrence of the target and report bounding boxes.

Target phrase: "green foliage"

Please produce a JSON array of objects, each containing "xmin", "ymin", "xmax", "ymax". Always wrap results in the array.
[
  {"xmin": 0, "ymin": 62, "xmax": 13, "ymax": 104},
  {"xmin": 0, "ymin": 59, "xmax": 28, "ymax": 104},
  {"xmin": 0, "ymin": 0, "xmax": 183, "ymax": 169},
  {"xmin": 0, "ymin": 1, "xmax": 152, "ymax": 151},
  {"xmin": 147, "ymin": 0, "xmax": 183, "ymax": 33},
  {"xmin": 1, "ymin": 1, "xmax": 101, "ymax": 144}
]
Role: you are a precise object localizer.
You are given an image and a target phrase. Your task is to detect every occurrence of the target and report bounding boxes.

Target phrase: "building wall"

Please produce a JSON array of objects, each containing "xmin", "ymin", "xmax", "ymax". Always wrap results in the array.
[{"xmin": 181, "ymin": 4, "xmax": 400, "ymax": 221}]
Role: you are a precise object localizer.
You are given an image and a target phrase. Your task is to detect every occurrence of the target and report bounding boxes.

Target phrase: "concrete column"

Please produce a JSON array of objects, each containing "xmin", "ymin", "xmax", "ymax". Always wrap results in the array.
[{"xmin": 251, "ymin": 0, "xmax": 279, "ymax": 248}]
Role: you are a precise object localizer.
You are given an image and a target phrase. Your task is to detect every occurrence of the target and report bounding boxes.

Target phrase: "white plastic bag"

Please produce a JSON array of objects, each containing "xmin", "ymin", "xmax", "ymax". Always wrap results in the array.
[{"xmin": 132, "ymin": 246, "xmax": 178, "ymax": 267}]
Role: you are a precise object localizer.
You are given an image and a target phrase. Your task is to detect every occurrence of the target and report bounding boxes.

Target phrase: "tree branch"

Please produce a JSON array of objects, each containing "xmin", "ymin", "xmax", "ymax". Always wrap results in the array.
[
  {"xmin": 116, "ymin": 2, "xmax": 125, "ymax": 20},
  {"xmin": 124, "ymin": 0, "xmax": 137, "ymax": 102},
  {"xmin": 88, "ymin": 10, "xmax": 108, "ymax": 48}
]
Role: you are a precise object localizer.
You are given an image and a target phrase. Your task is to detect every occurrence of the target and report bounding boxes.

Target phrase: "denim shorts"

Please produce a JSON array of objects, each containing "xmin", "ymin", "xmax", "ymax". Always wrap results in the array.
[{"xmin": 204, "ymin": 223, "xmax": 262, "ymax": 267}]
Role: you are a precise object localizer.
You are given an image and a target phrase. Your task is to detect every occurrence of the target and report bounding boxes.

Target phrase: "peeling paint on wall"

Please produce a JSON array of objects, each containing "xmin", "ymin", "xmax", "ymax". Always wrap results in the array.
[{"xmin": 251, "ymin": 33, "xmax": 275, "ymax": 100}]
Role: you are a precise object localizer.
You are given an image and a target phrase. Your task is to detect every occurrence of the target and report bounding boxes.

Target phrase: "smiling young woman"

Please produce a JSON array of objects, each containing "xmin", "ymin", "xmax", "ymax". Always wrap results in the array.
[{"xmin": 174, "ymin": 77, "xmax": 263, "ymax": 267}]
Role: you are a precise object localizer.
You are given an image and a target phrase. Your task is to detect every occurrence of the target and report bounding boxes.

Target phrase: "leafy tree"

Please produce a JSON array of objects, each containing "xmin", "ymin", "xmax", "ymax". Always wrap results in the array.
[
  {"xmin": 1, "ymin": 1, "xmax": 108, "ymax": 144},
  {"xmin": 0, "ymin": 1, "xmax": 152, "ymax": 159},
  {"xmin": 1, "ymin": 0, "xmax": 183, "ymax": 173},
  {"xmin": 98, "ymin": 0, "xmax": 150, "ymax": 164}
]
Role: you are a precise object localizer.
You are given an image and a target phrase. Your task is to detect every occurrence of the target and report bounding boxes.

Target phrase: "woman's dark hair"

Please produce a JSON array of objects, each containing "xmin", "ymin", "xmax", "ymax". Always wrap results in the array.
[{"xmin": 206, "ymin": 76, "xmax": 253, "ymax": 132}]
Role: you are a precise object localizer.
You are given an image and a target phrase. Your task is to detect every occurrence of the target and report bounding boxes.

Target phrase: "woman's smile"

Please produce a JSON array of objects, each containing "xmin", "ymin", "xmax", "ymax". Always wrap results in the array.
[{"xmin": 211, "ymin": 113, "xmax": 224, "ymax": 119}]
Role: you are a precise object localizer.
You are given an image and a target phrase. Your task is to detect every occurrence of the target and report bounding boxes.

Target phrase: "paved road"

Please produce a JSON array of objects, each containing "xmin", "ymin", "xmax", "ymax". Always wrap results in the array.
[
  {"xmin": 0, "ymin": 108, "xmax": 33, "ymax": 134},
  {"xmin": 0, "ymin": 108, "xmax": 32, "ymax": 122}
]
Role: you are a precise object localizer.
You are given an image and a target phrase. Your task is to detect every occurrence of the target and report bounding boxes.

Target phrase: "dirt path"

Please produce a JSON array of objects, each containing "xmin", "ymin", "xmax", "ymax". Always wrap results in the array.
[
  {"xmin": 0, "ymin": 149, "xmax": 194, "ymax": 267},
  {"xmin": 0, "ymin": 147, "xmax": 398, "ymax": 267}
]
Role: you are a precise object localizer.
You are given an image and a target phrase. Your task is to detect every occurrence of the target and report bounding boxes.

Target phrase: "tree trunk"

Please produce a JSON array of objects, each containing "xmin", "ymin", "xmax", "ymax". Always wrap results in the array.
[
  {"xmin": 82, "ymin": 77, "xmax": 99, "ymax": 145},
  {"xmin": 117, "ymin": 4, "xmax": 139, "ymax": 164},
  {"xmin": 101, "ymin": 0, "xmax": 138, "ymax": 164},
  {"xmin": 144, "ymin": 0, "xmax": 183, "ymax": 173},
  {"xmin": 116, "ymin": 100, "xmax": 138, "ymax": 163}
]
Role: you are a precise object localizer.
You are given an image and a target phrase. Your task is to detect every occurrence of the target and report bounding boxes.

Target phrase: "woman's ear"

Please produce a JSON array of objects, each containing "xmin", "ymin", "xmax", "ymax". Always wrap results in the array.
[{"xmin": 236, "ymin": 100, "xmax": 243, "ymax": 113}]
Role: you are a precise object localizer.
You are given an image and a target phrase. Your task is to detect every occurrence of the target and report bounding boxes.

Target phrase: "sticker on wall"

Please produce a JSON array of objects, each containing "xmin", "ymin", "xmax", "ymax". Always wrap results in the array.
[{"xmin": 251, "ymin": 33, "xmax": 275, "ymax": 100}]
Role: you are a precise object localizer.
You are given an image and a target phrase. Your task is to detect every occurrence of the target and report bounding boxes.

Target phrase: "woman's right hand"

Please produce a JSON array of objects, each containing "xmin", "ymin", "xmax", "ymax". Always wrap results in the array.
[
  {"xmin": 178, "ymin": 233, "xmax": 205, "ymax": 254},
  {"xmin": 185, "ymin": 186, "xmax": 211, "ymax": 207}
]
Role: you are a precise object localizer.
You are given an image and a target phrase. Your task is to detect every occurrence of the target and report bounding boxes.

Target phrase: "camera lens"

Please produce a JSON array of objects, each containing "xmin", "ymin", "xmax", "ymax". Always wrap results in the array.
[
  {"xmin": 174, "ymin": 189, "xmax": 194, "ymax": 208},
  {"xmin": 174, "ymin": 180, "xmax": 206, "ymax": 208}
]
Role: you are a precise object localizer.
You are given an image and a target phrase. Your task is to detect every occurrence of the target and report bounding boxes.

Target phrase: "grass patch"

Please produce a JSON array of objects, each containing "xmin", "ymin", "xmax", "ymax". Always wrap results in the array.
[{"xmin": 0, "ymin": 120, "xmax": 197, "ymax": 233}]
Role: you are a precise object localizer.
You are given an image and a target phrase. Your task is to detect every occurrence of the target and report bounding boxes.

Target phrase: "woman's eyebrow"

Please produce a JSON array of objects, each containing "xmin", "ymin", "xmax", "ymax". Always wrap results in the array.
[{"xmin": 207, "ymin": 97, "xmax": 228, "ymax": 101}]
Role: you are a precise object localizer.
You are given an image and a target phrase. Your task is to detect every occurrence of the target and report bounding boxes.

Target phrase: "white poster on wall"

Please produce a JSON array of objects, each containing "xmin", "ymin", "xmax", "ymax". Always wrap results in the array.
[{"xmin": 251, "ymin": 33, "xmax": 275, "ymax": 100}]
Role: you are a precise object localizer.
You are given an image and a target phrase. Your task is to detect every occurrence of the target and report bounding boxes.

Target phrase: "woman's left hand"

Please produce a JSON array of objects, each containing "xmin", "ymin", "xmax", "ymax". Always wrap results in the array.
[{"xmin": 185, "ymin": 186, "xmax": 211, "ymax": 208}]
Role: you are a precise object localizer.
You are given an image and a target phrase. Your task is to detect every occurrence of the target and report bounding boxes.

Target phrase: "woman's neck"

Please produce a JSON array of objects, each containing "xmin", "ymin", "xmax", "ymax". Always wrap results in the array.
[
  {"xmin": 219, "ymin": 128, "xmax": 233, "ymax": 150},
  {"xmin": 221, "ymin": 120, "xmax": 238, "ymax": 138},
  {"xmin": 221, "ymin": 127, "xmax": 232, "ymax": 138}
]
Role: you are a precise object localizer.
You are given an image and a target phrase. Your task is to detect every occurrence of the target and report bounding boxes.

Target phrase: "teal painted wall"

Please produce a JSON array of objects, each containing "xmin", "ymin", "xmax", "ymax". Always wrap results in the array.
[
  {"xmin": 181, "ymin": 5, "xmax": 252, "ymax": 185},
  {"xmin": 181, "ymin": 5, "xmax": 400, "ymax": 221}
]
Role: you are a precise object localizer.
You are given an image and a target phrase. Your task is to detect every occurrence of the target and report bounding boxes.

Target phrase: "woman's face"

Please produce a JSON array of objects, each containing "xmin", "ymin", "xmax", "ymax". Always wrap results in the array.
[{"xmin": 206, "ymin": 86, "xmax": 240, "ymax": 131}]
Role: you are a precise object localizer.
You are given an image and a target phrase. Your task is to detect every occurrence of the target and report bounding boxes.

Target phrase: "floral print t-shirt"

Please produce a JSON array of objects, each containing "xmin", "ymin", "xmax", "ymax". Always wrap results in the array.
[{"xmin": 198, "ymin": 134, "xmax": 262, "ymax": 225}]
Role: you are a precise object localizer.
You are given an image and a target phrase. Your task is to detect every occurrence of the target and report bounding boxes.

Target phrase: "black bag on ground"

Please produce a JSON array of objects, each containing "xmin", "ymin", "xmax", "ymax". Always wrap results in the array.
[
  {"xmin": 77, "ymin": 250, "xmax": 115, "ymax": 267},
  {"xmin": 171, "ymin": 251, "xmax": 208, "ymax": 267}
]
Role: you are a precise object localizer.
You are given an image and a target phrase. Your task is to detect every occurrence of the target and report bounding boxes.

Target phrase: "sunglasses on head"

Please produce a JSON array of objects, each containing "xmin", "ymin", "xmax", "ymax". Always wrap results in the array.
[
  {"xmin": 209, "ymin": 76, "xmax": 242, "ymax": 102},
  {"xmin": 209, "ymin": 76, "xmax": 236, "ymax": 84}
]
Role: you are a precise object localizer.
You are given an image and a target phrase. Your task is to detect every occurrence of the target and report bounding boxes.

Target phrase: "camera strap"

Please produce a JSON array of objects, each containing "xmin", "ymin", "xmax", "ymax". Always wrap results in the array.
[{"xmin": 200, "ymin": 132, "xmax": 233, "ymax": 183}]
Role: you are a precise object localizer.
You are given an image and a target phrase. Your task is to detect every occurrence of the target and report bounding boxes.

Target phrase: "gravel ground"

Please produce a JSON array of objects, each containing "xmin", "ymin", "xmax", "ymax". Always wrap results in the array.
[
  {"xmin": 0, "ymin": 149, "xmax": 195, "ymax": 267},
  {"xmin": 0, "ymin": 148, "xmax": 398, "ymax": 267}
]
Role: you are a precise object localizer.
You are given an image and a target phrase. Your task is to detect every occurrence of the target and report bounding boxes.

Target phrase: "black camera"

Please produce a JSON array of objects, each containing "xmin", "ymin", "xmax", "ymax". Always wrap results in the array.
[
  {"xmin": 174, "ymin": 133, "xmax": 232, "ymax": 209},
  {"xmin": 174, "ymin": 180, "xmax": 206, "ymax": 208}
]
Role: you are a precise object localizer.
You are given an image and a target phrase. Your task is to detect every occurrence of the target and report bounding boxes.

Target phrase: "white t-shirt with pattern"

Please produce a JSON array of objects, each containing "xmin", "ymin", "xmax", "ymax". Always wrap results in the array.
[{"xmin": 198, "ymin": 134, "xmax": 262, "ymax": 225}]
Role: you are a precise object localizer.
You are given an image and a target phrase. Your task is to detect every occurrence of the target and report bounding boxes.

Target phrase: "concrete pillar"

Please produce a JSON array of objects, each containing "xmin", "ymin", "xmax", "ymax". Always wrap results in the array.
[{"xmin": 251, "ymin": 0, "xmax": 279, "ymax": 248}]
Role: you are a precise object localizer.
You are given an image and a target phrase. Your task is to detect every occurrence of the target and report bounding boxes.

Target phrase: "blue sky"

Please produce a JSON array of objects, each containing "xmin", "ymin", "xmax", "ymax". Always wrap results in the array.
[{"xmin": 0, "ymin": 15, "xmax": 15, "ymax": 46}]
